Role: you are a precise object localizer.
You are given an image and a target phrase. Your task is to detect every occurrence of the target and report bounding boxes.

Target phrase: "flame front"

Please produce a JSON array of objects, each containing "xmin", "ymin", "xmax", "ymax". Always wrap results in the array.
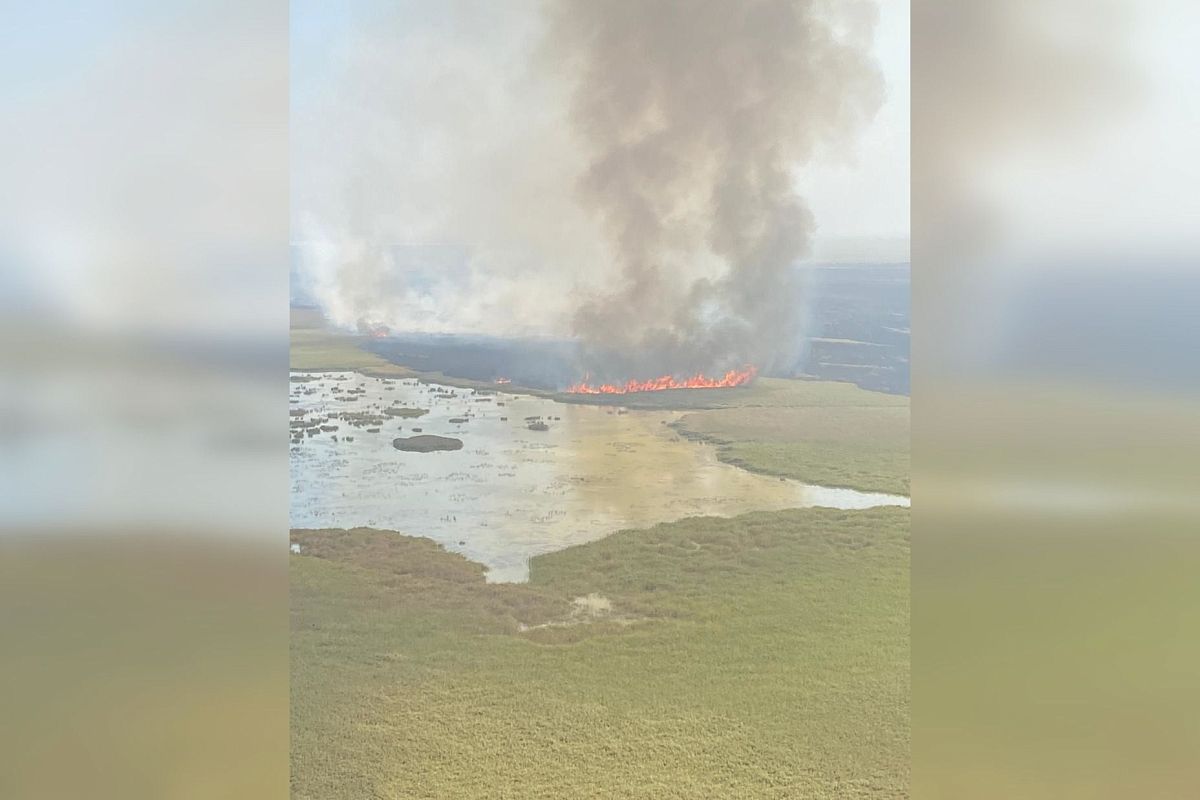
[{"xmin": 566, "ymin": 366, "xmax": 757, "ymax": 394}]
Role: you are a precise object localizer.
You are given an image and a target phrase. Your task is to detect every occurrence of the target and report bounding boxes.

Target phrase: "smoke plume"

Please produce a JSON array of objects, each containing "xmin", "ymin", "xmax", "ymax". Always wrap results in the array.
[
  {"xmin": 291, "ymin": 1, "xmax": 884, "ymax": 380},
  {"xmin": 547, "ymin": 0, "xmax": 884, "ymax": 378}
]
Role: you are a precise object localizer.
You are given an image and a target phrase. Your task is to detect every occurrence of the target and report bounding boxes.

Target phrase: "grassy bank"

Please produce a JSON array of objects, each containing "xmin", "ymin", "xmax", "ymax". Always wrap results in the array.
[
  {"xmin": 290, "ymin": 329, "xmax": 415, "ymax": 377},
  {"xmin": 292, "ymin": 507, "xmax": 909, "ymax": 799},
  {"xmin": 672, "ymin": 378, "xmax": 909, "ymax": 495}
]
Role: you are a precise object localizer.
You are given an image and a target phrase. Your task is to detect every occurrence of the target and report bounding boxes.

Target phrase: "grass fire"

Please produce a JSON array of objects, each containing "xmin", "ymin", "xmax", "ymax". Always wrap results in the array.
[{"xmin": 565, "ymin": 366, "xmax": 758, "ymax": 395}]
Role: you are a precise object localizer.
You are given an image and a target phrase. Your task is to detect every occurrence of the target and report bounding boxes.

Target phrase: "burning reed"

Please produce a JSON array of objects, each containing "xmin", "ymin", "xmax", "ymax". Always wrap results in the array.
[{"xmin": 565, "ymin": 366, "xmax": 758, "ymax": 395}]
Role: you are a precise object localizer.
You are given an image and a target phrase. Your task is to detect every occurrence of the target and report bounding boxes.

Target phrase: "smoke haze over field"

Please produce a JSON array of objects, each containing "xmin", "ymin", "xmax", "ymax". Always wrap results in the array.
[{"xmin": 292, "ymin": 0, "xmax": 887, "ymax": 378}]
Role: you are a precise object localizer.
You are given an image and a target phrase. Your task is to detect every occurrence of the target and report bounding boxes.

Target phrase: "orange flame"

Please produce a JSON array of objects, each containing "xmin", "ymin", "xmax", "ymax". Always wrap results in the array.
[{"xmin": 566, "ymin": 366, "xmax": 757, "ymax": 394}]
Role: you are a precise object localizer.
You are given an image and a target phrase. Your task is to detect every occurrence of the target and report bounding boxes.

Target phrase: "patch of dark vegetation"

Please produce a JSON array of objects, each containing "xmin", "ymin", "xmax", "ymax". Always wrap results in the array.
[
  {"xmin": 385, "ymin": 407, "xmax": 428, "ymax": 418},
  {"xmin": 393, "ymin": 435, "xmax": 463, "ymax": 452},
  {"xmin": 335, "ymin": 411, "xmax": 387, "ymax": 427}
]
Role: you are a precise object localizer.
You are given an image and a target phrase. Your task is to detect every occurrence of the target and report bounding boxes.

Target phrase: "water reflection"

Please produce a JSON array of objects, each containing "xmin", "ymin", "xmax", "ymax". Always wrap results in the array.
[{"xmin": 290, "ymin": 372, "xmax": 907, "ymax": 581}]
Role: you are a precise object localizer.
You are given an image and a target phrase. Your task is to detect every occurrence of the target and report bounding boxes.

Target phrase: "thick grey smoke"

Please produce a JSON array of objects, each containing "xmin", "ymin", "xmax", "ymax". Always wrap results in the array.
[{"xmin": 546, "ymin": 0, "xmax": 884, "ymax": 378}]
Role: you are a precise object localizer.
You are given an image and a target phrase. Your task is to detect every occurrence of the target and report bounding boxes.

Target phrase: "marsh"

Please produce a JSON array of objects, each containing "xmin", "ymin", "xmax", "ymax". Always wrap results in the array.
[{"xmin": 290, "ymin": 371, "xmax": 907, "ymax": 581}]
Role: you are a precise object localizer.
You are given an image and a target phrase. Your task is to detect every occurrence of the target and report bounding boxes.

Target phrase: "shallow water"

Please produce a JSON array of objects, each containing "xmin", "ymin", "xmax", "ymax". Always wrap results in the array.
[{"xmin": 290, "ymin": 372, "xmax": 908, "ymax": 581}]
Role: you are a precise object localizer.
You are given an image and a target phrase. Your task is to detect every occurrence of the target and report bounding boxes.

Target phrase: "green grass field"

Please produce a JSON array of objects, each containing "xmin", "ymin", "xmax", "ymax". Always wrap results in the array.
[
  {"xmin": 290, "ymin": 329, "xmax": 416, "ymax": 376},
  {"xmin": 292, "ymin": 508, "xmax": 909, "ymax": 799},
  {"xmin": 671, "ymin": 379, "xmax": 909, "ymax": 495}
]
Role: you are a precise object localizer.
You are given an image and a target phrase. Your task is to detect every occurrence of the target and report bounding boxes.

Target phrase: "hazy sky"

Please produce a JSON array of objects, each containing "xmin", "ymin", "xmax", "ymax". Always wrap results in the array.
[{"xmin": 802, "ymin": 0, "xmax": 909, "ymax": 258}]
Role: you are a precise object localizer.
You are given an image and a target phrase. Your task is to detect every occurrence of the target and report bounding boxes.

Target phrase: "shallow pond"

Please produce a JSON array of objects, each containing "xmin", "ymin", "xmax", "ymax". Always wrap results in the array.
[{"xmin": 290, "ymin": 372, "xmax": 908, "ymax": 581}]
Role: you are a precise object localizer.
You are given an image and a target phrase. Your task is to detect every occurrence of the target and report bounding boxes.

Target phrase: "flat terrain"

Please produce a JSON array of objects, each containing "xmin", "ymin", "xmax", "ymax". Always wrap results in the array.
[
  {"xmin": 292, "ymin": 508, "xmax": 909, "ymax": 799},
  {"xmin": 290, "ymin": 326, "xmax": 910, "ymax": 798},
  {"xmin": 671, "ymin": 378, "xmax": 909, "ymax": 496},
  {"xmin": 554, "ymin": 375, "xmax": 909, "ymax": 495},
  {"xmin": 292, "ymin": 327, "xmax": 910, "ymax": 495},
  {"xmin": 290, "ymin": 328, "xmax": 415, "ymax": 377}
]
